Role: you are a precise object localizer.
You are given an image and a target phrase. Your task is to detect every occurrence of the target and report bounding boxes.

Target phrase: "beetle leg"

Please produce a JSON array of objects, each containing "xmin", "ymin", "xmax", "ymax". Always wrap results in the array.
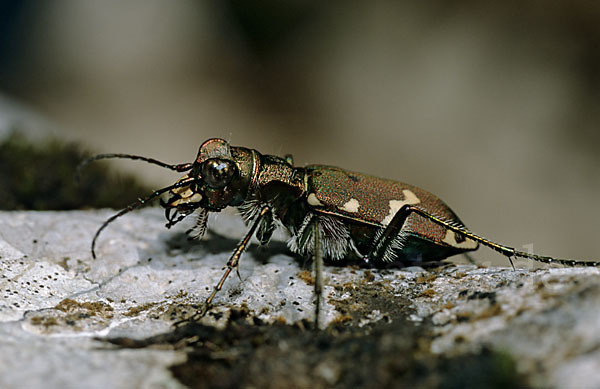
[
  {"xmin": 313, "ymin": 217, "xmax": 323, "ymax": 329},
  {"xmin": 186, "ymin": 208, "xmax": 209, "ymax": 240},
  {"xmin": 462, "ymin": 252, "xmax": 477, "ymax": 265},
  {"xmin": 414, "ymin": 206, "xmax": 600, "ymax": 268},
  {"xmin": 365, "ymin": 205, "xmax": 413, "ymax": 262},
  {"xmin": 186, "ymin": 206, "xmax": 271, "ymax": 322},
  {"xmin": 506, "ymin": 255, "xmax": 516, "ymax": 271},
  {"xmin": 256, "ymin": 211, "xmax": 275, "ymax": 245}
]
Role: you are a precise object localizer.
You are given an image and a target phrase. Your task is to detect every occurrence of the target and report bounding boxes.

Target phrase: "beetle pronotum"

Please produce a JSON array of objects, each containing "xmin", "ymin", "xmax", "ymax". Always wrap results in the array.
[{"xmin": 79, "ymin": 138, "xmax": 600, "ymax": 326}]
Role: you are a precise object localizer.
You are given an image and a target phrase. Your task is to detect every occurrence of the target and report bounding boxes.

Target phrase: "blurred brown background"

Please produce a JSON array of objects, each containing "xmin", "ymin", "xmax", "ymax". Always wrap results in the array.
[{"xmin": 0, "ymin": 0, "xmax": 598, "ymax": 266}]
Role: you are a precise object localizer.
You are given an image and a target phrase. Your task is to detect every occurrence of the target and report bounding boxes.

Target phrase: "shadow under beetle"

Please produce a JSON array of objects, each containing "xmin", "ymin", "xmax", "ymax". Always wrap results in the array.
[{"xmin": 79, "ymin": 138, "xmax": 600, "ymax": 327}]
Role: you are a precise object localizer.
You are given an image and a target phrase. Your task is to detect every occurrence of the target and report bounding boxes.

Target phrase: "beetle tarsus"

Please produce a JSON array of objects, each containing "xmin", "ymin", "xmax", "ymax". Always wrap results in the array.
[
  {"xmin": 173, "ymin": 304, "xmax": 210, "ymax": 328},
  {"xmin": 410, "ymin": 206, "xmax": 600, "ymax": 269},
  {"xmin": 507, "ymin": 255, "xmax": 516, "ymax": 271}
]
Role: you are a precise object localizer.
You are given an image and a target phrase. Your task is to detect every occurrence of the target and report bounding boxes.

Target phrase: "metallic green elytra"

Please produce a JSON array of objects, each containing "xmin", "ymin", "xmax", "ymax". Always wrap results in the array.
[{"xmin": 80, "ymin": 138, "xmax": 600, "ymax": 325}]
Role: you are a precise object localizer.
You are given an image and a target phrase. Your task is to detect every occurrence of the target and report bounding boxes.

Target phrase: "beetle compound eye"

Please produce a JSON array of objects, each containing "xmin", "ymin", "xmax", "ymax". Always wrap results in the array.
[{"xmin": 202, "ymin": 159, "xmax": 237, "ymax": 188}]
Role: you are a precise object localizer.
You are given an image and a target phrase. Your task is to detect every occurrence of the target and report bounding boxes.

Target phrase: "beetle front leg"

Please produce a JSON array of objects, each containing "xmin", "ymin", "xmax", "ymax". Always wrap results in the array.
[{"xmin": 185, "ymin": 206, "xmax": 271, "ymax": 322}]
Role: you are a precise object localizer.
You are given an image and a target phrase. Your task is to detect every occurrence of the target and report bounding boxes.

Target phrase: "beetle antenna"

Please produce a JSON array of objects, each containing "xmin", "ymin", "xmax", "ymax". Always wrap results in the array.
[
  {"xmin": 75, "ymin": 153, "xmax": 193, "ymax": 183},
  {"xmin": 91, "ymin": 178, "xmax": 195, "ymax": 259},
  {"xmin": 410, "ymin": 206, "xmax": 600, "ymax": 268}
]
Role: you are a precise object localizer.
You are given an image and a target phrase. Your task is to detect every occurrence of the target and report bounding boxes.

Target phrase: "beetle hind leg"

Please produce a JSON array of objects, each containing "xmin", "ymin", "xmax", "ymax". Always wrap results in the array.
[
  {"xmin": 384, "ymin": 205, "xmax": 600, "ymax": 269},
  {"xmin": 365, "ymin": 205, "xmax": 413, "ymax": 263}
]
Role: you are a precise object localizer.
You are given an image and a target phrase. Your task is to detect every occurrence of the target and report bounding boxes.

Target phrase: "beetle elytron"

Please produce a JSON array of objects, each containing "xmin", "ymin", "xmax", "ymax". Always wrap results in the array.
[{"xmin": 79, "ymin": 138, "xmax": 600, "ymax": 325}]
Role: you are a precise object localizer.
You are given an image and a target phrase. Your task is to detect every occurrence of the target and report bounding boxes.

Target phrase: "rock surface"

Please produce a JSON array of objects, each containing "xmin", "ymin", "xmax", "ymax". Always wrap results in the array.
[{"xmin": 0, "ymin": 209, "xmax": 598, "ymax": 388}]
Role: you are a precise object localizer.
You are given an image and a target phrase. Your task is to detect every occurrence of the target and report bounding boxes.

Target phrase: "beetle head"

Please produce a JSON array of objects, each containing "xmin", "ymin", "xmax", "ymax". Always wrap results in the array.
[
  {"xmin": 80, "ymin": 138, "xmax": 260, "ymax": 257},
  {"xmin": 162, "ymin": 138, "xmax": 258, "ymax": 225}
]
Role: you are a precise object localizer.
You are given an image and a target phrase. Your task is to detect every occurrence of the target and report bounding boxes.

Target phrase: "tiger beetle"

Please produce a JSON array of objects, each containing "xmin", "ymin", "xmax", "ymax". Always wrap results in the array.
[{"xmin": 78, "ymin": 138, "xmax": 600, "ymax": 327}]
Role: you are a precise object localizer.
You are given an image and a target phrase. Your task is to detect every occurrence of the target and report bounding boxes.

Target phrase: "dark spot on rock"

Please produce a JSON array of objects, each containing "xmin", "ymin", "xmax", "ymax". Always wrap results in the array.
[{"xmin": 468, "ymin": 291, "xmax": 497, "ymax": 304}]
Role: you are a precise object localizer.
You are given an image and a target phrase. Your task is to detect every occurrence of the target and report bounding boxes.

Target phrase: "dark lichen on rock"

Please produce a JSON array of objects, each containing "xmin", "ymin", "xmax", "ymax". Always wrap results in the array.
[
  {"xmin": 0, "ymin": 130, "xmax": 151, "ymax": 210},
  {"xmin": 101, "ymin": 271, "xmax": 527, "ymax": 389}
]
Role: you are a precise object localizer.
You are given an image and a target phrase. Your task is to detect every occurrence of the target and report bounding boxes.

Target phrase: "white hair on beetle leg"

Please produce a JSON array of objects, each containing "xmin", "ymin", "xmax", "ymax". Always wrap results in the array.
[
  {"xmin": 188, "ymin": 208, "xmax": 209, "ymax": 239},
  {"xmin": 288, "ymin": 213, "xmax": 350, "ymax": 261},
  {"xmin": 237, "ymin": 197, "xmax": 264, "ymax": 224},
  {"xmin": 371, "ymin": 215, "xmax": 422, "ymax": 262},
  {"xmin": 372, "ymin": 226, "xmax": 409, "ymax": 262}
]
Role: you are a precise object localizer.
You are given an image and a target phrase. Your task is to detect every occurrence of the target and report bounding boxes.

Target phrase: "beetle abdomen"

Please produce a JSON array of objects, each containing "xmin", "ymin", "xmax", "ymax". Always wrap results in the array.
[{"xmin": 305, "ymin": 166, "xmax": 478, "ymax": 254}]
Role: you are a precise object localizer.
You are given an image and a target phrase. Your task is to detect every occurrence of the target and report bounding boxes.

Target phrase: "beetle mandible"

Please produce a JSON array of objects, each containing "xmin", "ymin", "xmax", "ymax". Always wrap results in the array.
[{"xmin": 79, "ymin": 138, "xmax": 600, "ymax": 325}]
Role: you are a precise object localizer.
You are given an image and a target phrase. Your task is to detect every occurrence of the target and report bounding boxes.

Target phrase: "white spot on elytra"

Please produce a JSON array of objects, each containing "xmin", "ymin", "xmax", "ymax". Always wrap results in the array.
[
  {"xmin": 307, "ymin": 193, "xmax": 324, "ymax": 207},
  {"xmin": 340, "ymin": 198, "xmax": 360, "ymax": 213},
  {"xmin": 442, "ymin": 230, "xmax": 478, "ymax": 249},
  {"xmin": 381, "ymin": 190, "xmax": 421, "ymax": 226}
]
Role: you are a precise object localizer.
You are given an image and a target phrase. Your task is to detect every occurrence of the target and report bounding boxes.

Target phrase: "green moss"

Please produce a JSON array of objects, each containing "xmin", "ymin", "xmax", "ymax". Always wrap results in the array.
[{"xmin": 0, "ymin": 131, "xmax": 151, "ymax": 210}]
